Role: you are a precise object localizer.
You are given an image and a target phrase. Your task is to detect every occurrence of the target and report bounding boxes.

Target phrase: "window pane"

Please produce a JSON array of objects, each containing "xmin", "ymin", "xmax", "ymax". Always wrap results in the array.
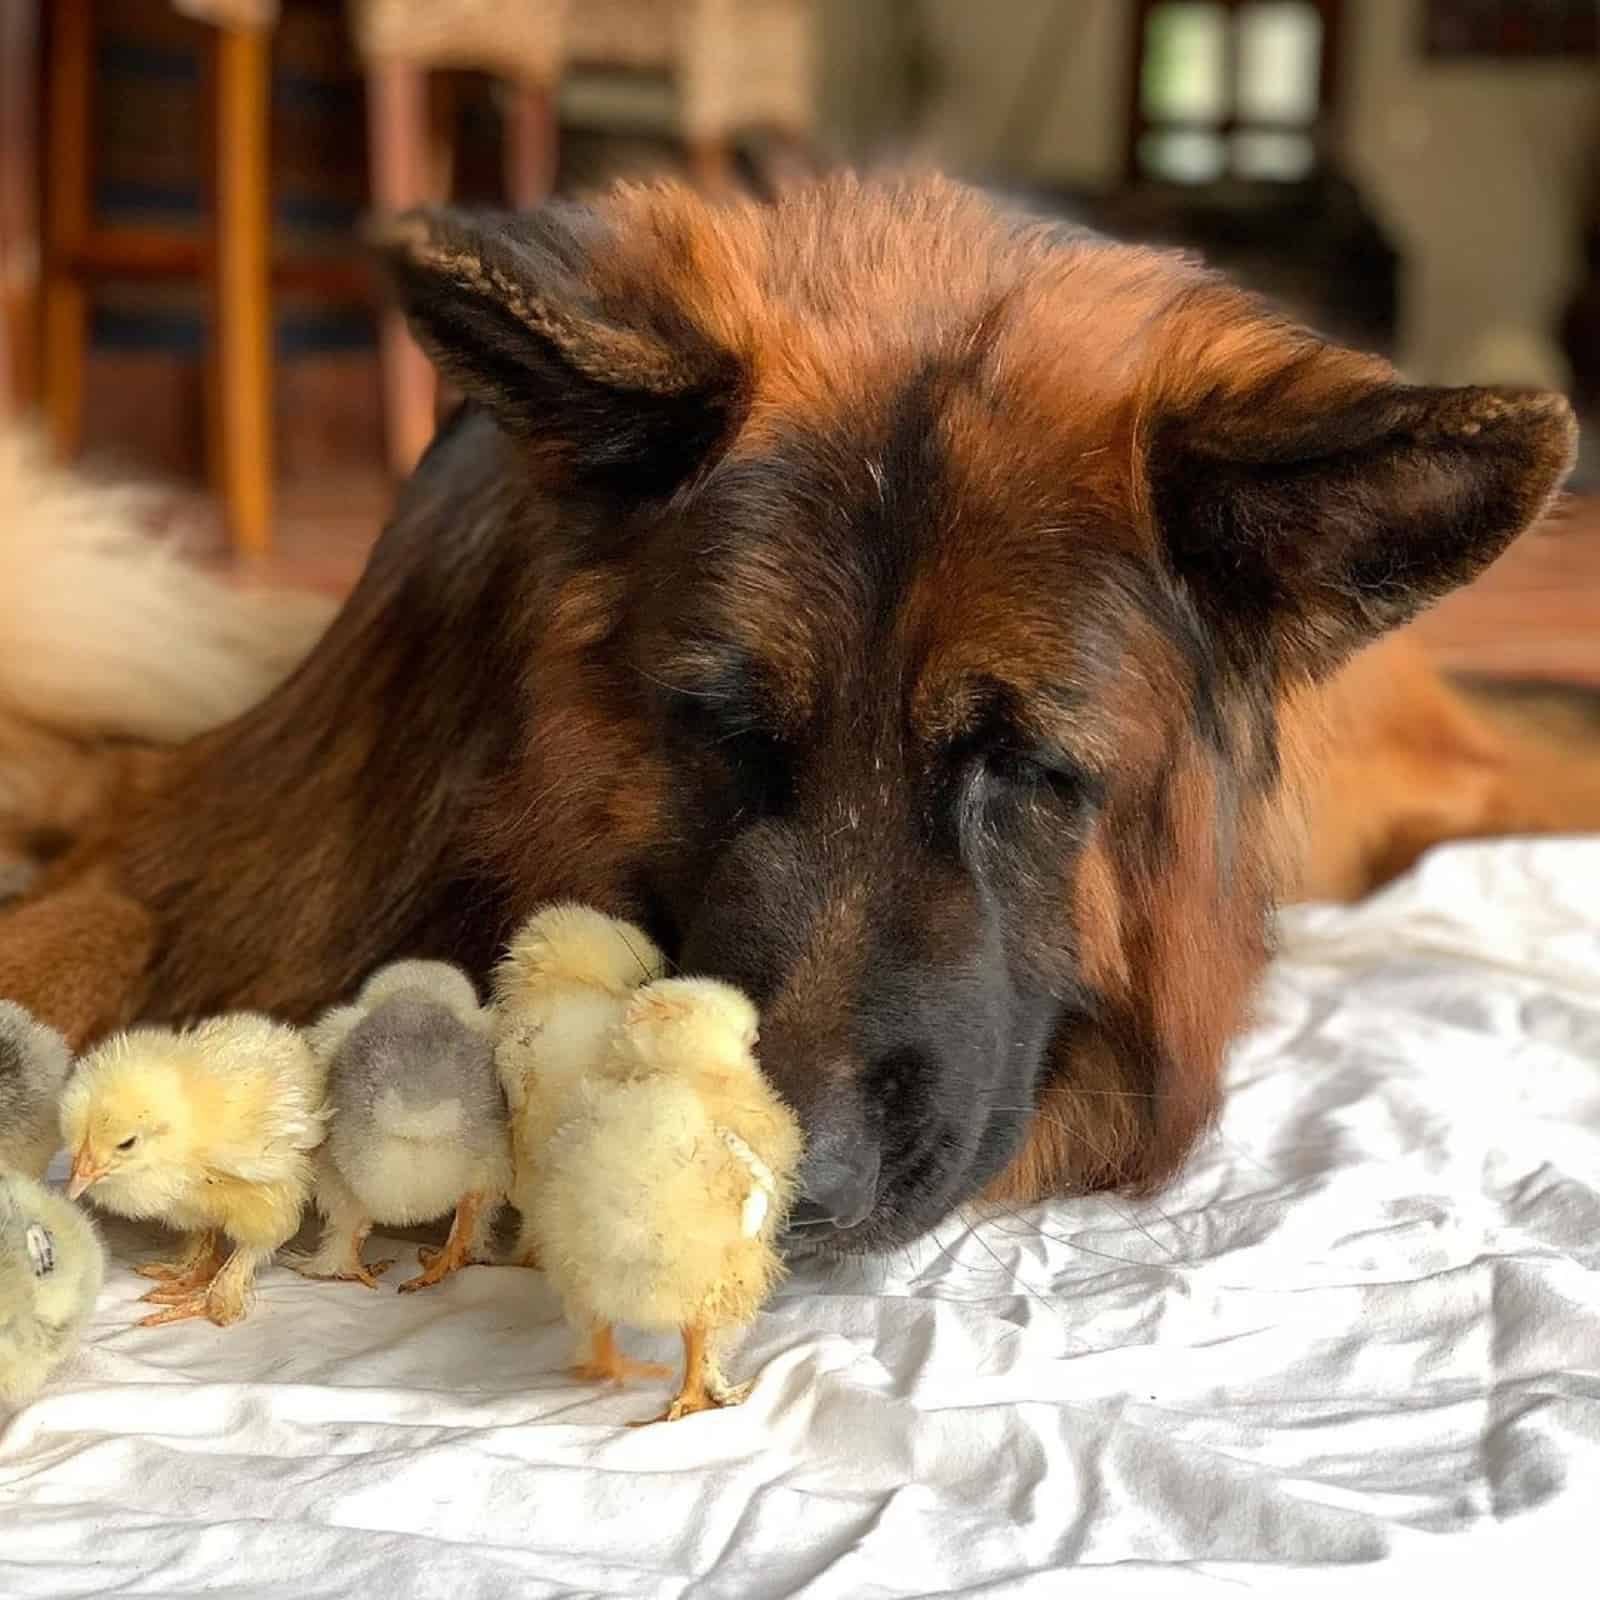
[
  {"xmin": 1142, "ymin": 2, "xmax": 1229, "ymax": 122},
  {"xmin": 1230, "ymin": 128, "xmax": 1317, "ymax": 180},
  {"xmin": 1139, "ymin": 129, "xmax": 1227, "ymax": 184},
  {"xmin": 1238, "ymin": 2, "xmax": 1324, "ymax": 123}
]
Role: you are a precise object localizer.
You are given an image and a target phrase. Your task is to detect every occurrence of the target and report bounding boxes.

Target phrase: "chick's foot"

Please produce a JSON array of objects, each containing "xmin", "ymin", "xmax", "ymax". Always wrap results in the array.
[
  {"xmin": 135, "ymin": 1282, "xmax": 246, "ymax": 1328},
  {"xmin": 397, "ymin": 1194, "xmax": 487, "ymax": 1293},
  {"xmin": 138, "ymin": 1248, "xmax": 260, "ymax": 1327},
  {"xmin": 572, "ymin": 1323, "xmax": 670, "ymax": 1386},
  {"xmin": 397, "ymin": 1242, "xmax": 472, "ymax": 1293},
  {"xmin": 630, "ymin": 1386, "xmax": 749, "ymax": 1426},
  {"xmin": 289, "ymin": 1254, "xmax": 394, "ymax": 1291},
  {"xmin": 628, "ymin": 1327, "xmax": 750, "ymax": 1425}
]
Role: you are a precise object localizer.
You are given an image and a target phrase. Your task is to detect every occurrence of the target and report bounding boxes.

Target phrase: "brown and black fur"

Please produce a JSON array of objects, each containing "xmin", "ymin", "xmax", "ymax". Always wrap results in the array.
[{"xmin": 0, "ymin": 174, "xmax": 1586, "ymax": 1252}]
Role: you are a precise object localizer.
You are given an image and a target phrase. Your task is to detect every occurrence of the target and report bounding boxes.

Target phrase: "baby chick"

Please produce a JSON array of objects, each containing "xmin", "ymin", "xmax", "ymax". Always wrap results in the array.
[
  {"xmin": 294, "ymin": 959, "xmax": 509, "ymax": 1293},
  {"xmin": 492, "ymin": 904, "xmax": 664, "ymax": 1332},
  {"xmin": 533, "ymin": 976, "xmax": 803, "ymax": 1424},
  {"xmin": 0, "ymin": 1168, "xmax": 106, "ymax": 1405},
  {"xmin": 59, "ymin": 1013, "xmax": 328, "ymax": 1327},
  {"xmin": 0, "ymin": 1001, "xmax": 74, "ymax": 1179}
]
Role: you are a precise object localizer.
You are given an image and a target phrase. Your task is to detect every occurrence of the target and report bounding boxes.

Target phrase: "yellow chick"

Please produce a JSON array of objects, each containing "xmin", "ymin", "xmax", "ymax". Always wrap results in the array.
[
  {"xmin": 0, "ymin": 1168, "xmax": 106, "ymax": 1405},
  {"xmin": 492, "ymin": 902, "xmax": 664, "ymax": 1378},
  {"xmin": 59, "ymin": 1014, "xmax": 328, "ymax": 1328},
  {"xmin": 533, "ymin": 977, "xmax": 803, "ymax": 1424}
]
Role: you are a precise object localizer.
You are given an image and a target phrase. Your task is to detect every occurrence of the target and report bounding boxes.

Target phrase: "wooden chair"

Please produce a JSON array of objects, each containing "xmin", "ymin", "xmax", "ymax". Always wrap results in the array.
[
  {"xmin": 351, "ymin": 0, "xmax": 817, "ymax": 478},
  {"xmin": 41, "ymin": 0, "xmax": 280, "ymax": 555},
  {"xmin": 40, "ymin": 0, "xmax": 365, "ymax": 559},
  {"xmin": 351, "ymin": 0, "xmax": 568, "ymax": 478},
  {"xmin": 0, "ymin": 0, "xmax": 40, "ymax": 423}
]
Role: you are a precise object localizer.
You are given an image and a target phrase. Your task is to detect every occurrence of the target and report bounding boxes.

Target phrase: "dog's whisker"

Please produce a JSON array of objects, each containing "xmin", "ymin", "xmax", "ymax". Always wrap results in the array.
[
  {"xmin": 980, "ymin": 1199, "xmax": 1151, "ymax": 1276},
  {"xmin": 991, "ymin": 1107, "xmax": 1190, "ymax": 1261}
]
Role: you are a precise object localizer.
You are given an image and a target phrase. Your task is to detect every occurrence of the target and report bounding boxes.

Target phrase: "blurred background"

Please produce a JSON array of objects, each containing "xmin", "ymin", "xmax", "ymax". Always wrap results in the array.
[{"xmin": 1, "ymin": 0, "xmax": 1596, "ymax": 682}]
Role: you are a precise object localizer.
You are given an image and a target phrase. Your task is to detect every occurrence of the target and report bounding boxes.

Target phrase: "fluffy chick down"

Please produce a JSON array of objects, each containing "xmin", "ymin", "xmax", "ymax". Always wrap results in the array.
[
  {"xmin": 0, "ymin": 1000, "xmax": 74, "ymax": 1179},
  {"xmin": 297, "ymin": 960, "xmax": 509, "ymax": 1291},
  {"xmin": 0, "ymin": 1168, "xmax": 106, "ymax": 1404},
  {"xmin": 493, "ymin": 903, "xmax": 665, "ymax": 1268},
  {"xmin": 533, "ymin": 976, "xmax": 803, "ymax": 1422},
  {"xmin": 58, "ymin": 1013, "xmax": 328, "ymax": 1327}
]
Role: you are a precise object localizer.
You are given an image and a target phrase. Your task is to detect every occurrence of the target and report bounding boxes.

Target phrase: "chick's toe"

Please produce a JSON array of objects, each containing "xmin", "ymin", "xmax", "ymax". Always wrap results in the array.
[
  {"xmin": 397, "ymin": 1194, "xmax": 489, "ymax": 1293},
  {"xmin": 136, "ymin": 1288, "xmax": 216, "ymax": 1327}
]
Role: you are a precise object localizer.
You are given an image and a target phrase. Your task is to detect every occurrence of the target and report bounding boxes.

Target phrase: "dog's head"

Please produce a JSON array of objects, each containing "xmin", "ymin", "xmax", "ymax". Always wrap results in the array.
[{"xmin": 379, "ymin": 176, "xmax": 1574, "ymax": 1252}]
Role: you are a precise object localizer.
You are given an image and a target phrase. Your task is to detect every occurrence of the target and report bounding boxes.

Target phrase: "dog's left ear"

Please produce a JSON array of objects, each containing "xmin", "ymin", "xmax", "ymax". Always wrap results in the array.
[
  {"xmin": 372, "ymin": 204, "xmax": 743, "ymax": 495},
  {"xmin": 1150, "ymin": 344, "xmax": 1576, "ymax": 682}
]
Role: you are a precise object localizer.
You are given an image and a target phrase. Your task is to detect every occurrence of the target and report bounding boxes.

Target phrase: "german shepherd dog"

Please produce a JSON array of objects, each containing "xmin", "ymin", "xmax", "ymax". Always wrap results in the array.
[{"xmin": 2, "ymin": 175, "xmax": 1593, "ymax": 1251}]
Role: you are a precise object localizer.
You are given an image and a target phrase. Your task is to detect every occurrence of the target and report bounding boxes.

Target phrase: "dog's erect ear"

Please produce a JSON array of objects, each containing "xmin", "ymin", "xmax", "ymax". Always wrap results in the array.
[
  {"xmin": 1150, "ymin": 345, "xmax": 1576, "ymax": 682},
  {"xmin": 372, "ymin": 204, "xmax": 743, "ymax": 494}
]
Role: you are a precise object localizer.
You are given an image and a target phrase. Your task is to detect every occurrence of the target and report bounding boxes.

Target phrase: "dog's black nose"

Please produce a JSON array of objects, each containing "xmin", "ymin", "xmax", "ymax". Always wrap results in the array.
[{"xmin": 790, "ymin": 1144, "xmax": 880, "ymax": 1232}]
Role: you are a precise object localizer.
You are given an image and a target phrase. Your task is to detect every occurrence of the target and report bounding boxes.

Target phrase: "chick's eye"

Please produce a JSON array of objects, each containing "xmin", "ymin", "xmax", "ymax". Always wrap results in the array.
[{"xmin": 116, "ymin": 1135, "xmax": 138, "ymax": 1152}]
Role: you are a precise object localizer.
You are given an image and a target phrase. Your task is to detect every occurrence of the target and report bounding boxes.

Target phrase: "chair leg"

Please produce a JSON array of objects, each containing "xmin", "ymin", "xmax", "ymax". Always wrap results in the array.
[
  {"xmin": 42, "ymin": 0, "xmax": 91, "ymax": 461},
  {"xmin": 502, "ymin": 79, "xmax": 558, "ymax": 209},
  {"xmin": 366, "ymin": 56, "xmax": 437, "ymax": 479},
  {"xmin": 213, "ymin": 24, "xmax": 274, "ymax": 560},
  {"xmin": 0, "ymin": 0, "xmax": 42, "ymax": 418},
  {"xmin": 686, "ymin": 134, "xmax": 735, "ymax": 194}
]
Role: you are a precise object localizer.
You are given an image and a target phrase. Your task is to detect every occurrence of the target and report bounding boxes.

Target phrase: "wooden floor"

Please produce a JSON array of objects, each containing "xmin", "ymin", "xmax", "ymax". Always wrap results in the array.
[
  {"xmin": 220, "ymin": 474, "xmax": 1600, "ymax": 689},
  {"xmin": 1409, "ymin": 499, "xmax": 1600, "ymax": 687}
]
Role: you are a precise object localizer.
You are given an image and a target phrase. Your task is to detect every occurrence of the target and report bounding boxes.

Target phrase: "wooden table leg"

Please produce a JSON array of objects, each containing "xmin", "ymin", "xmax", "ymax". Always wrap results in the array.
[
  {"xmin": 213, "ymin": 24, "xmax": 274, "ymax": 560},
  {"xmin": 42, "ymin": 0, "xmax": 90, "ymax": 460},
  {"xmin": 367, "ymin": 56, "xmax": 436, "ymax": 479}
]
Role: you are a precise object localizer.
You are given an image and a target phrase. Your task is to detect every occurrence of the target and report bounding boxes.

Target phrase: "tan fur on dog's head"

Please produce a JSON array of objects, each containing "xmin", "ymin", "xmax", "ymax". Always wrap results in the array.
[{"xmin": 94, "ymin": 175, "xmax": 1571, "ymax": 1253}]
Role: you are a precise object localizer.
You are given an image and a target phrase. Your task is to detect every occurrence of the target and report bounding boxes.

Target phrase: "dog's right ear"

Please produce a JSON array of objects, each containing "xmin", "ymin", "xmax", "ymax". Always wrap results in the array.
[{"xmin": 371, "ymin": 204, "xmax": 744, "ymax": 495}]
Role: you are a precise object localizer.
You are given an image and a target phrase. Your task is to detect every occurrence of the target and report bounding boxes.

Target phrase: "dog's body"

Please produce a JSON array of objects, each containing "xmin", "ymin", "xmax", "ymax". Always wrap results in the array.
[{"xmin": 1, "ymin": 175, "xmax": 1593, "ymax": 1250}]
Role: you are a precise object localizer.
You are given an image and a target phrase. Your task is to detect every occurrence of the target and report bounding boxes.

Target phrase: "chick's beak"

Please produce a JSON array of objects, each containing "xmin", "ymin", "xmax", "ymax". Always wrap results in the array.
[{"xmin": 66, "ymin": 1147, "xmax": 105, "ymax": 1200}]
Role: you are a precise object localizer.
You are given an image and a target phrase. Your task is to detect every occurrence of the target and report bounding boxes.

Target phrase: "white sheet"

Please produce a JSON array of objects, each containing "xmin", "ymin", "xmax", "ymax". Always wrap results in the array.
[{"xmin": 3, "ymin": 838, "xmax": 1598, "ymax": 1598}]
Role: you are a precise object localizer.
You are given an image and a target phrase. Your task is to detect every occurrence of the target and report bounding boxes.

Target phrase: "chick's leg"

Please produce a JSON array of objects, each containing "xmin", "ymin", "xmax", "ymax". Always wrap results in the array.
[
  {"xmin": 399, "ymin": 1190, "xmax": 487, "ymax": 1293},
  {"xmin": 288, "ymin": 1218, "xmax": 393, "ymax": 1290},
  {"xmin": 288, "ymin": 1172, "xmax": 393, "ymax": 1289},
  {"xmin": 138, "ymin": 1246, "xmax": 266, "ymax": 1328},
  {"xmin": 571, "ymin": 1322, "xmax": 671, "ymax": 1386},
  {"xmin": 135, "ymin": 1231, "xmax": 227, "ymax": 1295},
  {"xmin": 632, "ymin": 1325, "xmax": 750, "ymax": 1426}
]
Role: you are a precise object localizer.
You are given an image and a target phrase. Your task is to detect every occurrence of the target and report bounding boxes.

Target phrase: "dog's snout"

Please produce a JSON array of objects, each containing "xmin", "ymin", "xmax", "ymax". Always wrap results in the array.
[{"xmin": 792, "ymin": 1140, "xmax": 880, "ymax": 1232}]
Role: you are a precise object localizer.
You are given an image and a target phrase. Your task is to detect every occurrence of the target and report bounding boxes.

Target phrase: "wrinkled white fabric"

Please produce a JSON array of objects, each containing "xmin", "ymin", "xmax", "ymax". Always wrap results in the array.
[{"xmin": 2, "ymin": 837, "xmax": 1597, "ymax": 1597}]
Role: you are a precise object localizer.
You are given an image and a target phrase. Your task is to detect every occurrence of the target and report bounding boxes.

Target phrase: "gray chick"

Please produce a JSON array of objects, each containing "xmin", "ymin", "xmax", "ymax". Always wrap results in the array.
[
  {"xmin": 293, "ymin": 960, "xmax": 511, "ymax": 1293},
  {"xmin": 0, "ymin": 1001, "xmax": 73, "ymax": 1179},
  {"xmin": 0, "ymin": 1167, "xmax": 106, "ymax": 1405}
]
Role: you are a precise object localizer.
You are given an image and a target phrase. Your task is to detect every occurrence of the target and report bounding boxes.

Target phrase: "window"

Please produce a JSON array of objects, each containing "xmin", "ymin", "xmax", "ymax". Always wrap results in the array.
[{"xmin": 1130, "ymin": 1, "xmax": 1341, "ymax": 185}]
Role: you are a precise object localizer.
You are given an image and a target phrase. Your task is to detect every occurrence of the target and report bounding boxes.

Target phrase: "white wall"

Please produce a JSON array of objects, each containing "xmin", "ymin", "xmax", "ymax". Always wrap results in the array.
[
  {"xmin": 817, "ymin": 0, "xmax": 1600, "ymax": 387},
  {"xmin": 1341, "ymin": 0, "xmax": 1599, "ymax": 385}
]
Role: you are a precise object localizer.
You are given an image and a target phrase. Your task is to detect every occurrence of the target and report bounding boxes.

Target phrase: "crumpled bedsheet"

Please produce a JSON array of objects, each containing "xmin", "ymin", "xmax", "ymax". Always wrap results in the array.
[{"xmin": 2, "ymin": 837, "xmax": 1597, "ymax": 1598}]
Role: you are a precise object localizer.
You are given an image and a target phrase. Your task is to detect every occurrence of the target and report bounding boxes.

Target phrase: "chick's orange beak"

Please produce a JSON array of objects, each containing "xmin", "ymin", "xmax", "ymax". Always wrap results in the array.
[{"xmin": 66, "ymin": 1147, "xmax": 105, "ymax": 1200}]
